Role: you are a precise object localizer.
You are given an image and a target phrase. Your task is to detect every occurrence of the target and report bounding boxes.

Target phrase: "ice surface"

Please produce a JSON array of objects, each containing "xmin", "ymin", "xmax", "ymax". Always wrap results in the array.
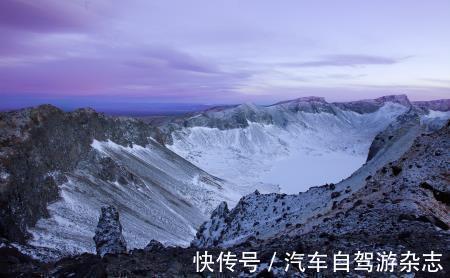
[{"xmin": 262, "ymin": 150, "xmax": 365, "ymax": 193}]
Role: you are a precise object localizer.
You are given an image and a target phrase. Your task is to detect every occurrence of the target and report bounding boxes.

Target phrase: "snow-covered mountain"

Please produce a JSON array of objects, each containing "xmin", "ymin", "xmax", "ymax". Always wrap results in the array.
[
  {"xmin": 0, "ymin": 95, "xmax": 448, "ymax": 261},
  {"xmin": 192, "ymin": 110, "xmax": 450, "ymax": 252},
  {"xmin": 4, "ymin": 115, "xmax": 449, "ymax": 277},
  {"xmin": 0, "ymin": 105, "xmax": 248, "ymax": 259},
  {"xmin": 165, "ymin": 95, "xmax": 449, "ymax": 193}
]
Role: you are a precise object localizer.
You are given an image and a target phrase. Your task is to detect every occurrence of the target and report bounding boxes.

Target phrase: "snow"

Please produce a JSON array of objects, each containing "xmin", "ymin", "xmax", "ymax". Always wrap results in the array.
[
  {"xmin": 423, "ymin": 109, "xmax": 450, "ymax": 119},
  {"xmin": 420, "ymin": 110, "xmax": 450, "ymax": 132},
  {"xmin": 168, "ymin": 102, "xmax": 408, "ymax": 194},
  {"xmin": 0, "ymin": 171, "xmax": 10, "ymax": 180}
]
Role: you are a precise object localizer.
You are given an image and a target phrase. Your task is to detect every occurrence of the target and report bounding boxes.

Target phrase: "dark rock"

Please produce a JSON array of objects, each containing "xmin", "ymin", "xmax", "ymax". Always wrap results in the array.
[
  {"xmin": 391, "ymin": 165, "xmax": 402, "ymax": 176},
  {"xmin": 93, "ymin": 205, "xmax": 127, "ymax": 256},
  {"xmin": 256, "ymin": 268, "xmax": 275, "ymax": 277},
  {"xmin": 144, "ymin": 240, "xmax": 165, "ymax": 252},
  {"xmin": 331, "ymin": 201, "xmax": 338, "ymax": 210},
  {"xmin": 420, "ymin": 182, "xmax": 450, "ymax": 205},
  {"xmin": 52, "ymin": 253, "xmax": 106, "ymax": 278},
  {"xmin": 330, "ymin": 191, "xmax": 341, "ymax": 199}
]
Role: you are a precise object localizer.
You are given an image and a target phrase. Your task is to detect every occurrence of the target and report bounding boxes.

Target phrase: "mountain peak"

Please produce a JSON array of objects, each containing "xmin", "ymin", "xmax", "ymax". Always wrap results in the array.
[
  {"xmin": 295, "ymin": 96, "xmax": 327, "ymax": 102},
  {"xmin": 271, "ymin": 96, "xmax": 327, "ymax": 106},
  {"xmin": 236, "ymin": 102, "xmax": 260, "ymax": 111},
  {"xmin": 374, "ymin": 94, "xmax": 410, "ymax": 106}
]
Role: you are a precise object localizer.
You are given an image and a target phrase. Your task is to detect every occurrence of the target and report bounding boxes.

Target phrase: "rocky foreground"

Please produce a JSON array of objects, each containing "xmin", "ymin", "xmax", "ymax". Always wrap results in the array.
[{"xmin": 1, "ymin": 121, "xmax": 449, "ymax": 276}]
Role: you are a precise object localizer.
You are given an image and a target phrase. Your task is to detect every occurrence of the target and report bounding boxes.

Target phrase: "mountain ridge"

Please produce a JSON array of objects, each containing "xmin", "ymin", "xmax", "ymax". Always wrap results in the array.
[
  {"xmin": 157, "ymin": 95, "xmax": 448, "ymax": 137},
  {"xmin": 0, "ymin": 95, "xmax": 449, "ymax": 261}
]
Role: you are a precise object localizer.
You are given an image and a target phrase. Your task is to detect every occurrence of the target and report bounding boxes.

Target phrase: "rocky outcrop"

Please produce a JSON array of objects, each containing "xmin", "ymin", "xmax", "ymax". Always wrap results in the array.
[
  {"xmin": 192, "ymin": 201, "xmax": 229, "ymax": 247},
  {"xmin": 0, "ymin": 105, "xmax": 159, "ymax": 243},
  {"xmin": 93, "ymin": 206, "xmax": 127, "ymax": 256},
  {"xmin": 334, "ymin": 94, "xmax": 412, "ymax": 114},
  {"xmin": 366, "ymin": 108, "xmax": 421, "ymax": 161},
  {"xmin": 144, "ymin": 240, "xmax": 165, "ymax": 252}
]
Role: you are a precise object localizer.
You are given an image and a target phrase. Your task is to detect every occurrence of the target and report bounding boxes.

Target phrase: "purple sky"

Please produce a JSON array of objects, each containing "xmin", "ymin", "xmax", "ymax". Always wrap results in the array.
[{"xmin": 1, "ymin": 0, "xmax": 449, "ymax": 111}]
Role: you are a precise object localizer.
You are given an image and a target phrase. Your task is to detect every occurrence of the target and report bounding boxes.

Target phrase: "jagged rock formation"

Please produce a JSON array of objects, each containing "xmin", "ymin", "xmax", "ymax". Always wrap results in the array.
[
  {"xmin": 93, "ymin": 205, "xmax": 127, "ymax": 256},
  {"xmin": 193, "ymin": 201, "xmax": 229, "ymax": 247}
]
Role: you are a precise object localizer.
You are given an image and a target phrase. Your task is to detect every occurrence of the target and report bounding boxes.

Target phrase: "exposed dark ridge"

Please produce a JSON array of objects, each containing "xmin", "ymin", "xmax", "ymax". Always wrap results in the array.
[
  {"xmin": 412, "ymin": 99, "xmax": 450, "ymax": 112},
  {"xmin": 333, "ymin": 94, "xmax": 411, "ymax": 114},
  {"xmin": 269, "ymin": 96, "xmax": 327, "ymax": 106},
  {"xmin": 420, "ymin": 182, "xmax": 450, "ymax": 206}
]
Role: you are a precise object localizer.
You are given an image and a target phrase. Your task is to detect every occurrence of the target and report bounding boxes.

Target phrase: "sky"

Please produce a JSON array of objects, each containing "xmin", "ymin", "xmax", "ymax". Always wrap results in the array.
[{"xmin": 1, "ymin": 0, "xmax": 449, "ymax": 112}]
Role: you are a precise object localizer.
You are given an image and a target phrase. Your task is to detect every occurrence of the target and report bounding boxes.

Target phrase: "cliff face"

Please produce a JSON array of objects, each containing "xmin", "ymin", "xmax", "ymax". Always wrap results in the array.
[{"xmin": 0, "ymin": 105, "xmax": 159, "ymax": 243}]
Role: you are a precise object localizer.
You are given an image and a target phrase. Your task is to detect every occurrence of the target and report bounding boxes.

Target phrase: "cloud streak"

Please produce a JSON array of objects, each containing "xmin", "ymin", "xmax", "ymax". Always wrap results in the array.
[
  {"xmin": 0, "ymin": 0, "xmax": 93, "ymax": 33},
  {"xmin": 281, "ymin": 55, "xmax": 409, "ymax": 68}
]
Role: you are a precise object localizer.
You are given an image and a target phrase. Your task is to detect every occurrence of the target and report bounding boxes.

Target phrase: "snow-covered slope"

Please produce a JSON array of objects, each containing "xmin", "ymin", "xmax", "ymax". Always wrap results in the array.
[
  {"xmin": 28, "ymin": 139, "xmax": 247, "ymax": 257},
  {"xmin": 167, "ymin": 96, "xmax": 410, "ymax": 193},
  {"xmin": 0, "ymin": 105, "xmax": 248, "ymax": 259}
]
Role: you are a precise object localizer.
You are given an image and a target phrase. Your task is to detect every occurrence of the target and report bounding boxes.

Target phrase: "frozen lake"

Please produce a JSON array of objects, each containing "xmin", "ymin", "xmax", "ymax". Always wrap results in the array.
[{"xmin": 261, "ymin": 150, "xmax": 366, "ymax": 194}]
